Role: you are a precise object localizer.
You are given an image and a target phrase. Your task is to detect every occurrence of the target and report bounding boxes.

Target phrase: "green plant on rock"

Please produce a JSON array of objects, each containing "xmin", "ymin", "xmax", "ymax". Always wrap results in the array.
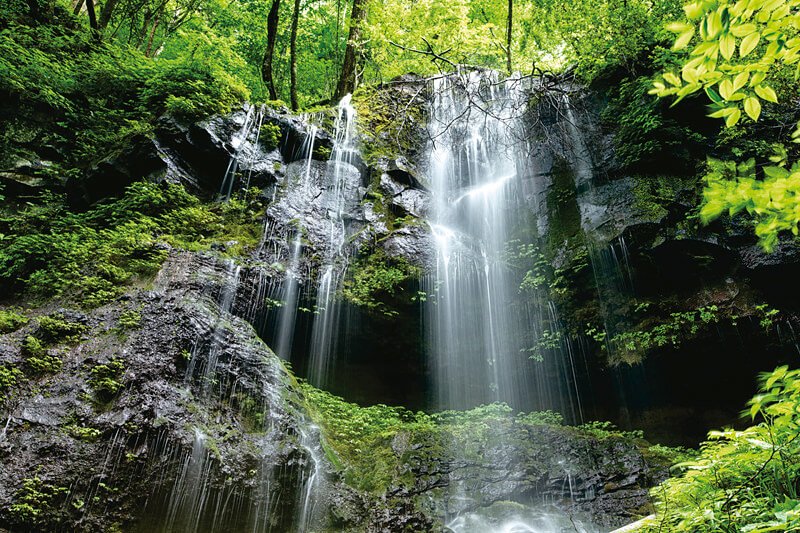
[
  {"xmin": 116, "ymin": 308, "xmax": 142, "ymax": 332},
  {"xmin": 88, "ymin": 359, "xmax": 126, "ymax": 402},
  {"xmin": 643, "ymin": 365, "xmax": 800, "ymax": 532},
  {"xmin": 341, "ymin": 250, "xmax": 418, "ymax": 316},
  {"xmin": 35, "ymin": 314, "xmax": 87, "ymax": 345},
  {"xmin": 0, "ymin": 364, "xmax": 23, "ymax": 407},
  {"xmin": 68, "ymin": 425, "xmax": 102, "ymax": 442},
  {"xmin": 259, "ymin": 123, "xmax": 282, "ymax": 148},
  {"xmin": 21, "ymin": 336, "xmax": 62, "ymax": 375},
  {"xmin": 0, "ymin": 308, "xmax": 28, "ymax": 333},
  {"xmin": 7, "ymin": 476, "xmax": 69, "ymax": 527}
]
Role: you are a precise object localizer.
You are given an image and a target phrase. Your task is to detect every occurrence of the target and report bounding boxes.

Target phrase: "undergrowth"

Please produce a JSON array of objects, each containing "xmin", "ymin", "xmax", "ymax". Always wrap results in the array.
[
  {"xmin": 643, "ymin": 365, "xmax": 800, "ymax": 532},
  {"xmin": 0, "ymin": 183, "xmax": 264, "ymax": 306}
]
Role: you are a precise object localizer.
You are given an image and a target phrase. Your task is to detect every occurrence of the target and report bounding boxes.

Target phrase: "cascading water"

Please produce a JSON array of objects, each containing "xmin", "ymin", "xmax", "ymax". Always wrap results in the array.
[
  {"xmin": 423, "ymin": 69, "xmax": 599, "ymax": 532},
  {"xmin": 424, "ymin": 70, "xmax": 581, "ymax": 413},
  {"xmin": 306, "ymin": 95, "xmax": 358, "ymax": 387},
  {"xmin": 272, "ymin": 124, "xmax": 319, "ymax": 360},
  {"xmin": 260, "ymin": 95, "xmax": 359, "ymax": 388}
]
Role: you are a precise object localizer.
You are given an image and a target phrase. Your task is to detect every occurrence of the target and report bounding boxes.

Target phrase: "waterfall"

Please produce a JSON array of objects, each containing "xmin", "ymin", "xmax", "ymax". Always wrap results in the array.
[
  {"xmin": 423, "ymin": 69, "xmax": 599, "ymax": 532},
  {"xmin": 306, "ymin": 94, "xmax": 358, "ymax": 387},
  {"xmin": 272, "ymin": 124, "xmax": 319, "ymax": 360},
  {"xmin": 424, "ymin": 69, "xmax": 542, "ymax": 411},
  {"xmin": 262, "ymin": 95, "xmax": 359, "ymax": 388}
]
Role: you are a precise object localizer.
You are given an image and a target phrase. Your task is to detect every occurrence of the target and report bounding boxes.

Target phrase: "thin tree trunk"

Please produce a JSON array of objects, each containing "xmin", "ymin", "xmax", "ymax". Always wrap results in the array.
[
  {"xmin": 289, "ymin": 0, "xmax": 301, "ymax": 110},
  {"xmin": 506, "ymin": 0, "xmax": 512, "ymax": 74},
  {"xmin": 334, "ymin": 0, "xmax": 367, "ymax": 100},
  {"xmin": 144, "ymin": 7, "xmax": 162, "ymax": 57},
  {"xmin": 261, "ymin": 0, "xmax": 281, "ymax": 101},
  {"xmin": 72, "ymin": 0, "xmax": 85, "ymax": 16},
  {"xmin": 98, "ymin": 0, "xmax": 118, "ymax": 31},
  {"xmin": 86, "ymin": 0, "xmax": 99, "ymax": 39}
]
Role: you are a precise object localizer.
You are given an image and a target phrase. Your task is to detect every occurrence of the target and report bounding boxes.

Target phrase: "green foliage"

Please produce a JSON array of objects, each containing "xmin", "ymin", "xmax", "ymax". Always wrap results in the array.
[
  {"xmin": 0, "ymin": 364, "xmax": 22, "ymax": 407},
  {"xmin": 603, "ymin": 77, "xmax": 709, "ymax": 173},
  {"xmin": 68, "ymin": 425, "xmax": 102, "ymax": 442},
  {"xmin": 700, "ymin": 150, "xmax": 800, "ymax": 251},
  {"xmin": 0, "ymin": 308, "xmax": 28, "ymax": 333},
  {"xmin": 88, "ymin": 359, "xmax": 125, "ymax": 401},
  {"xmin": 35, "ymin": 314, "xmax": 87, "ymax": 344},
  {"xmin": 141, "ymin": 66, "xmax": 247, "ymax": 120},
  {"xmin": 578, "ymin": 420, "xmax": 645, "ymax": 440},
  {"xmin": 605, "ymin": 305, "xmax": 723, "ymax": 363},
  {"xmin": 643, "ymin": 365, "xmax": 800, "ymax": 533},
  {"xmin": 654, "ymin": 0, "xmax": 800, "ymax": 250},
  {"xmin": 341, "ymin": 250, "xmax": 418, "ymax": 316},
  {"xmin": 0, "ymin": 182, "xmax": 262, "ymax": 304},
  {"xmin": 653, "ymin": 0, "xmax": 799, "ymax": 126},
  {"xmin": 21, "ymin": 335, "xmax": 62, "ymax": 375},
  {"xmin": 259, "ymin": 123, "xmax": 282, "ymax": 149},
  {"xmin": 117, "ymin": 308, "xmax": 141, "ymax": 331},
  {"xmin": 7, "ymin": 476, "xmax": 69, "ymax": 528},
  {"xmin": 299, "ymin": 380, "xmax": 434, "ymax": 492}
]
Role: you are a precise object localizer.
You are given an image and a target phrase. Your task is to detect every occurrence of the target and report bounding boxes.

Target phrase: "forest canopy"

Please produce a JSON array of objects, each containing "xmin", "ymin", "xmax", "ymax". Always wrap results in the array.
[{"xmin": 1, "ymin": 0, "xmax": 687, "ymax": 109}]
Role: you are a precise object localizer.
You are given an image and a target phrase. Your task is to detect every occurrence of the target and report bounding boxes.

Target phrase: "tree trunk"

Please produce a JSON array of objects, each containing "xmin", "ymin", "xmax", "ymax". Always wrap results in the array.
[
  {"xmin": 333, "ymin": 0, "xmax": 367, "ymax": 101},
  {"xmin": 506, "ymin": 0, "xmax": 512, "ymax": 74},
  {"xmin": 86, "ymin": 0, "xmax": 99, "ymax": 39},
  {"xmin": 143, "ymin": 7, "xmax": 162, "ymax": 57},
  {"xmin": 72, "ymin": 0, "xmax": 85, "ymax": 16},
  {"xmin": 289, "ymin": 0, "xmax": 301, "ymax": 110},
  {"xmin": 261, "ymin": 0, "xmax": 281, "ymax": 101},
  {"xmin": 98, "ymin": 0, "xmax": 118, "ymax": 31}
]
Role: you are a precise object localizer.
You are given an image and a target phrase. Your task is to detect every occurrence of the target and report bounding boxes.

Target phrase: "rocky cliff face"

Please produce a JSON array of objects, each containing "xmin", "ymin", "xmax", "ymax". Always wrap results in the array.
[
  {"xmin": 0, "ymin": 80, "xmax": 685, "ymax": 531},
  {"xmin": 2, "ymin": 72, "xmax": 797, "ymax": 531}
]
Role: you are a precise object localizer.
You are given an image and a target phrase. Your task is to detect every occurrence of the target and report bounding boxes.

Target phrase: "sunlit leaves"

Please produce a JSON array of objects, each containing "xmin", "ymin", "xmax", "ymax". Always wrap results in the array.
[
  {"xmin": 653, "ymin": 0, "xmax": 800, "ymax": 127},
  {"xmin": 653, "ymin": 0, "xmax": 800, "ymax": 248},
  {"xmin": 642, "ymin": 366, "xmax": 800, "ymax": 533},
  {"xmin": 700, "ymin": 148, "xmax": 800, "ymax": 250}
]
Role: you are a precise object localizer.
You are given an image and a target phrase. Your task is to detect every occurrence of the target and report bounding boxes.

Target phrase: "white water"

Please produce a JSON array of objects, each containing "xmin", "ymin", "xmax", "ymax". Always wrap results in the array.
[
  {"xmin": 424, "ymin": 69, "xmax": 596, "ymax": 531},
  {"xmin": 306, "ymin": 95, "xmax": 358, "ymax": 387},
  {"xmin": 424, "ymin": 69, "xmax": 539, "ymax": 411}
]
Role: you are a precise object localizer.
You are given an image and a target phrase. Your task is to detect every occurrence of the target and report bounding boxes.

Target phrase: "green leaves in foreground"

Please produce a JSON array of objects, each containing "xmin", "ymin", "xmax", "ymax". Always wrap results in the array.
[
  {"xmin": 700, "ymin": 147, "xmax": 800, "ymax": 251},
  {"xmin": 652, "ymin": 0, "xmax": 800, "ymax": 127},
  {"xmin": 643, "ymin": 365, "xmax": 800, "ymax": 533}
]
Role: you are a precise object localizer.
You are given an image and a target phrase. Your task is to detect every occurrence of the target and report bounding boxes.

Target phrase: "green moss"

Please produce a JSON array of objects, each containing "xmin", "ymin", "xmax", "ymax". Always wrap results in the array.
[
  {"xmin": 36, "ymin": 314, "xmax": 87, "ymax": 344},
  {"xmin": 352, "ymin": 84, "xmax": 427, "ymax": 165},
  {"xmin": 545, "ymin": 159, "xmax": 582, "ymax": 249},
  {"xmin": 630, "ymin": 175, "xmax": 690, "ymax": 222},
  {"xmin": 21, "ymin": 336, "xmax": 62, "ymax": 375},
  {"xmin": 0, "ymin": 308, "xmax": 28, "ymax": 333},
  {"xmin": 88, "ymin": 358, "xmax": 125, "ymax": 402},
  {"xmin": 341, "ymin": 249, "xmax": 419, "ymax": 316},
  {"xmin": 116, "ymin": 308, "xmax": 141, "ymax": 332},
  {"xmin": 0, "ymin": 364, "xmax": 23, "ymax": 407}
]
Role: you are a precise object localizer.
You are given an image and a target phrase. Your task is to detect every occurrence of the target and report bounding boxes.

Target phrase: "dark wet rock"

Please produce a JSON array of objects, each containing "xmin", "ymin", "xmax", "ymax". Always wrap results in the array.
[
  {"xmin": 383, "ymin": 421, "xmax": 665, "ymax": 530},
  {"xmin": 0, "ymin": 251, "xmax": 340, "ymax": 532},
  {"xmin": 275, "ymin": 114, "xmax": 335, "ymax": 163}
]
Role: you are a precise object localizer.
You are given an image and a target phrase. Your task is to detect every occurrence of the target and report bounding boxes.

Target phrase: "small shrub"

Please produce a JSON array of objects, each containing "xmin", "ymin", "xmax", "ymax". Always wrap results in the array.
[
  {"xmin": 21, "ymin": 336, "xmax": 62, "ymax": 375},
  {"xmin": 0, "ymin": 309, "xmax": 28, "ymax": 333},
  {"xmin": 88, "ymin": 358, "xmax": 125, "ymax": 401}
]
